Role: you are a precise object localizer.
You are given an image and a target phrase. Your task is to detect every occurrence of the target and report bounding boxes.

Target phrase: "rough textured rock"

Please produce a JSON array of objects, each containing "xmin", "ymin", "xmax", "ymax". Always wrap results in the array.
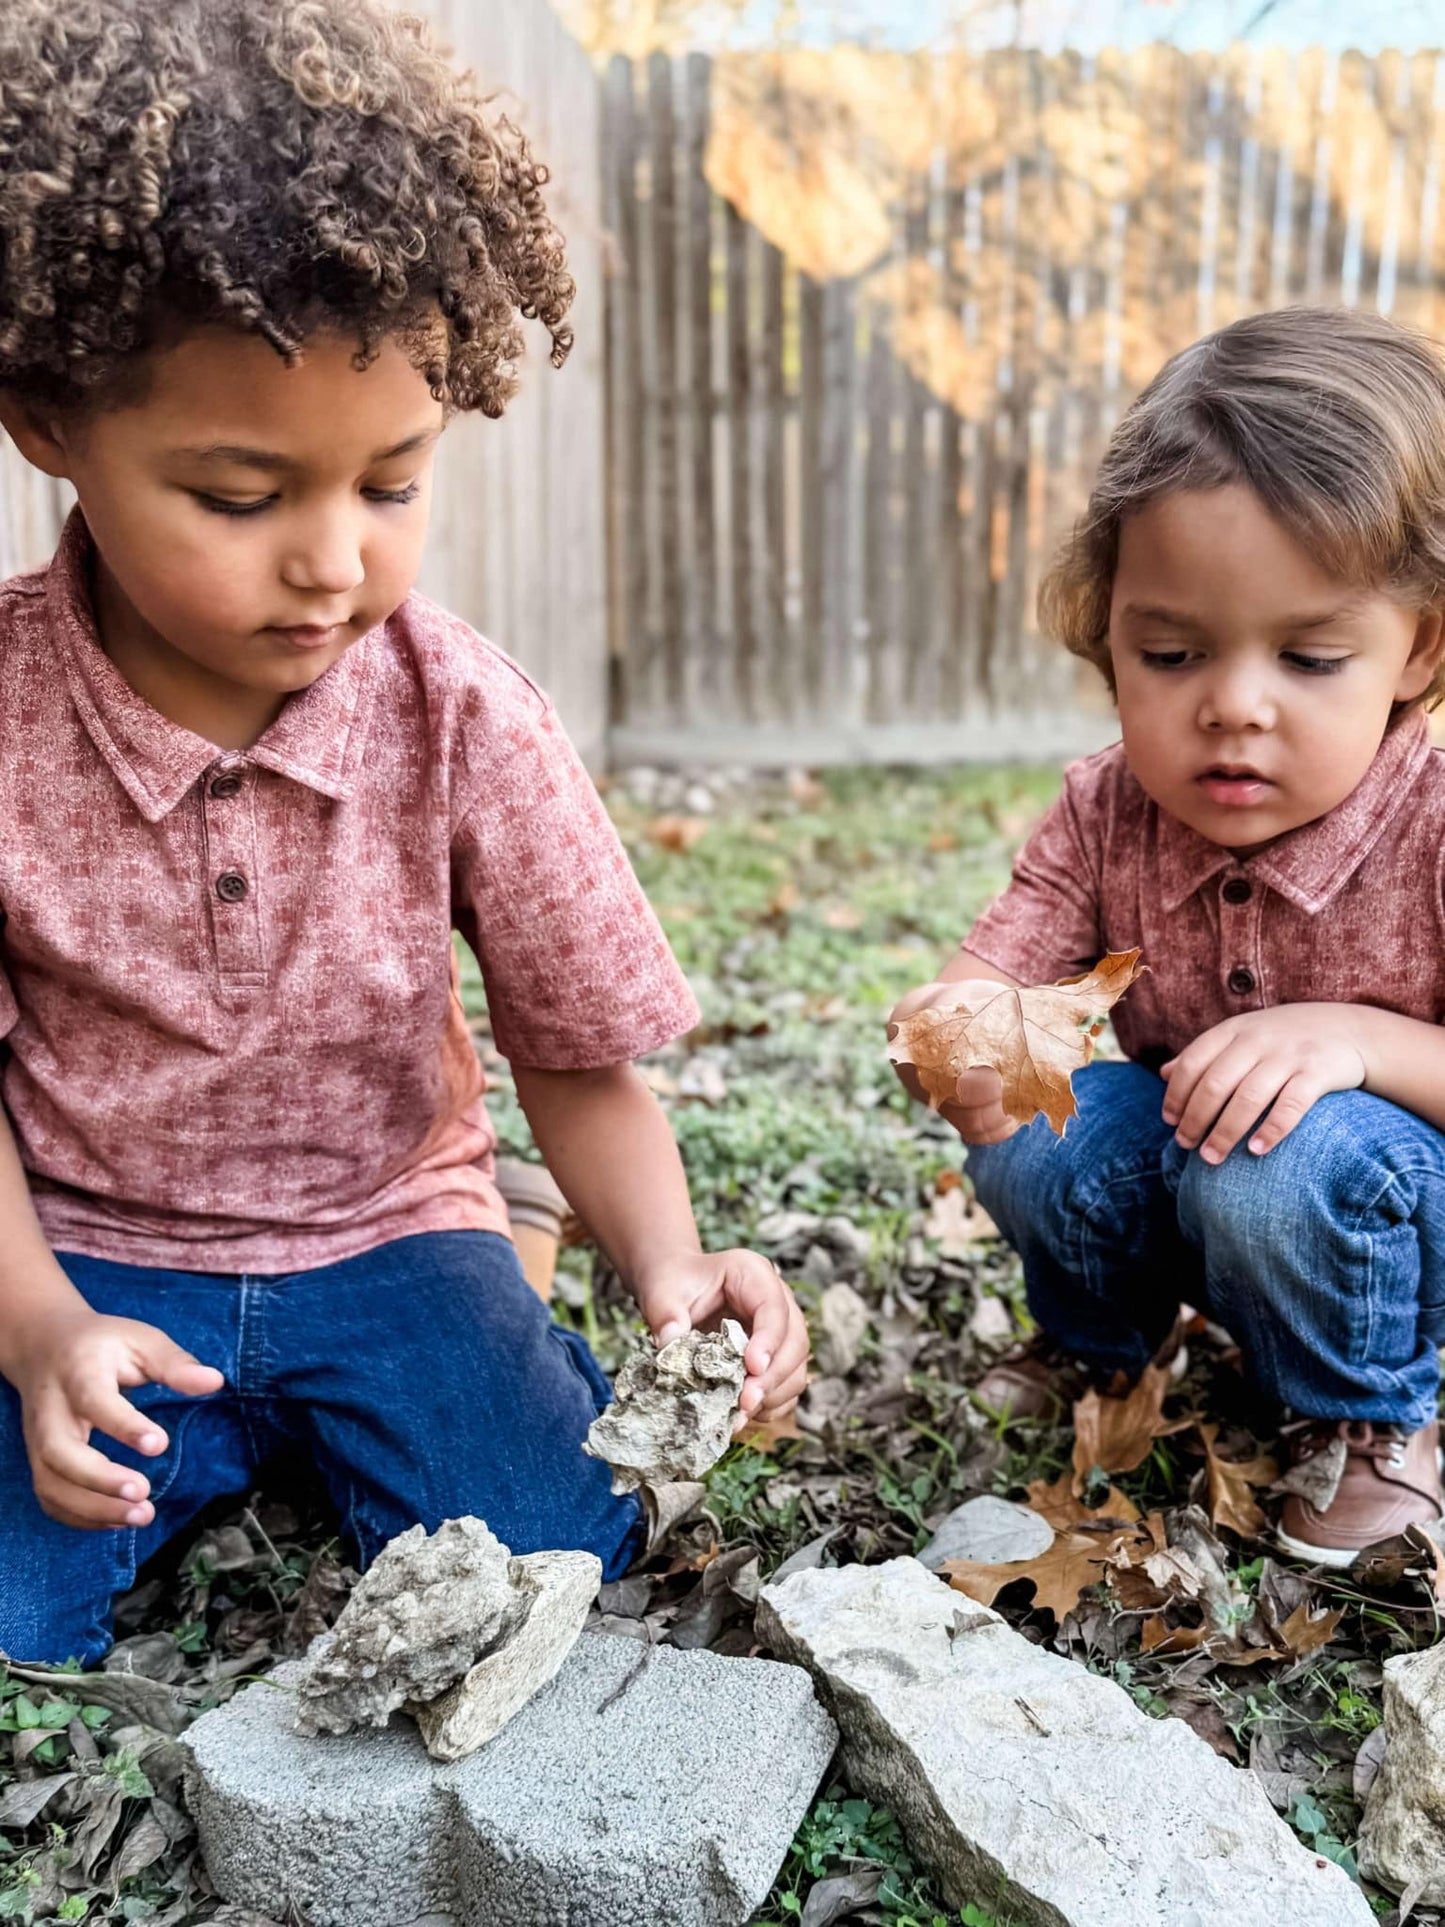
[
  {"xmin": 298, "ymin": 1519, "xmax": 519, "ymax": 1736},
  {"xmin": 1359, "ymin": 1639, "xmax": 1445, "ymax": 1900},
  {"xmin": 411, "ymin": 1550, "xmax": 600, "ymax": 1763},
  {"xmin": 759, "ymin": 1558, "xmax": 1372, "ymax": 1927},
  {"xmin": 816, "ymin": 1283, "xmax": 871, "ymax": 1377},
  {"xmin": 184, "ymin": 1634, "xmax": 838, "ymax": 1927},
  {"xmin": 917, "ymin": 1495, "xmax": 1053, "ymax": 1572},
  {"xmin": 584, "ymin": 1319, "xmax": 747, "ymax": 1492}
]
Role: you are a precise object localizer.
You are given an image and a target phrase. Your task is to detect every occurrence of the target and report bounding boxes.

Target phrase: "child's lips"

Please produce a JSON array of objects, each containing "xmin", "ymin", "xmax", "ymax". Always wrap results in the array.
[{"xmin": 1194, "ymin": 767, "xmax": 1274, "ymax": 807}]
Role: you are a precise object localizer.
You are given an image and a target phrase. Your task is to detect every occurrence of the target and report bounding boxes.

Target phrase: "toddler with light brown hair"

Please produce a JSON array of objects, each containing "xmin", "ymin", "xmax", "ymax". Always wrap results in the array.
[{"xmin": 894, "ymin": 306, "xmax": 1445, "ymax": 1565}]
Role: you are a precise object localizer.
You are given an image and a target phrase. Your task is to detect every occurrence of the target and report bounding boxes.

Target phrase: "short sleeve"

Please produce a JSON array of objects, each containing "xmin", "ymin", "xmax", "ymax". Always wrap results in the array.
[
  {"xmin": 451, "ymin": 700, "xmax": 700, "ymax": 1069},
  {"xmin": 964, "ymin": 764, "xmax": 1105, "ymax": 984}
]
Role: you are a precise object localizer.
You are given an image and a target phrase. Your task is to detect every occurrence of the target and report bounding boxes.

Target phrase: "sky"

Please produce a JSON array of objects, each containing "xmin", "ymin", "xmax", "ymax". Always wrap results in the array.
[{"xmin": 705, "ymin": 0, "xmax": 1443, "ymax": 53}]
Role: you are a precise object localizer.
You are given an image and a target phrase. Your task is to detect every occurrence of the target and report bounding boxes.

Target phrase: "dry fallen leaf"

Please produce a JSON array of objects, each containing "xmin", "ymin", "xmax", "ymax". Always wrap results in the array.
[
  {"xmin": 738, "ymin": 1410, "xmax": 805, "ymax": 1452},
  {"xmin": 944, "ymin": 1523, "xmax": 1140, "ymax": 1622},
  {"xmin": 1199, "ymin": 1422, "xmax": 1278, "ymax": 1539},
  {"xmin": 1276, "ymin": 1601, "xmax": 1345, "ymax": 1658},
  {"xmin": 647, "ymin": 814, "xmax": 709, "ymax": 853},
  {"xmin": 887, "ymin": 950, "xmax": 1145, "ymax": 1134},
  {"xmin": 922, "ymin": 1185, "xmax": 999, "ymax": 1256},
  {"xmin": 1071, "ymin": 1363, "xmax": 1190, "ymax": 1490},
  {"xmin": 1024, "ymin": 1470, "xmax": 1141, "ymax": 1532}
]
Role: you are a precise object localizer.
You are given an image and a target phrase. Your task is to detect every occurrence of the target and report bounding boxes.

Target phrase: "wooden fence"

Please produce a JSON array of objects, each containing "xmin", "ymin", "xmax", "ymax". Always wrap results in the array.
[
  {"xmin": 0, "ymin": 0, "xmax": 612, "ymax": 766},
  {"xmin": 603, "ymin": 44, "xmax": 1445, "ymax": 765}
]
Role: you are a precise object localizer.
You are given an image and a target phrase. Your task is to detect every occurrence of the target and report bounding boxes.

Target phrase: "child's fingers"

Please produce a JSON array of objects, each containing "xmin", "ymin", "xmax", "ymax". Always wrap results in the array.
[
  {"xmin": 26, "ymin": 1392, "xmax": 155, "ymax": 1517},
  {"xmin": 125, "ymin": 1329, "xmax": 224, "ymax": 1399},
  {"xmin": 69, "ymin": 1372, "xmax": 169, "ymax": 1456},
  {"xmin": 886, "ymin": 982, "xmax": 952, "ymax": 1032},
  {"xmin": 1168, "ymin": 1042, "xmax": 1260, "ymax": 1147},
  {"xmin": 35, "ymin": 1475, "xmax": 156, "ymax": 1531},
  {"xmin": 751, "ymin": 1358, "xmax": 809, "ymax": 1420},
  {"xmin": 1246, "ymin": 1075, "xmax": 1323, "ymax": 1154},
  {"xmin": 1196, "ymin": 1065, "xmax": 1289, "ymax": 1165}
]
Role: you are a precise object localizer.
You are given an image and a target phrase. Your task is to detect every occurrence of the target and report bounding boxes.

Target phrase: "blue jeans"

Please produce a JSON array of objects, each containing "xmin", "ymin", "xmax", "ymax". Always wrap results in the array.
[
  {"xmin": 0, "ymin": 1231, "xmax": 644, "ymax": 1666},
  {"xmin": 966, "ymin": 1060, "xmax": 1445, "ymax": 1431}
]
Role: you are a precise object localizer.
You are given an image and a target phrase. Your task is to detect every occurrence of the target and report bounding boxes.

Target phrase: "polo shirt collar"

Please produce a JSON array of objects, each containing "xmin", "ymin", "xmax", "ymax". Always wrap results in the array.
[
  {"xmin": 48, "ymin": 508, "xmax": 376, "ymax": 823},
  {"xmin": 1156, "ymin": 709, "xmax": 1432, "ymax": 916}
]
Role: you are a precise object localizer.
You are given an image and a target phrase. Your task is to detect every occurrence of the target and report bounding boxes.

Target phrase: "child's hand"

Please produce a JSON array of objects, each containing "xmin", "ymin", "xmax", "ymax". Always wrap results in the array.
[
  {"xmin": 635, "ymin": 1251, "xmax": 810, "ymax": 1422},
  {"xmin": 1161, "ymin": 1005, "xmax": 1368, "ymax": 1164},
  {"xmin": 887, "ymin": 982, "xmax": 1021, "ymax": 1144},
  {"xmin": 6, "ymin": 1308, "xmax": 224, "ymax": 1531}
]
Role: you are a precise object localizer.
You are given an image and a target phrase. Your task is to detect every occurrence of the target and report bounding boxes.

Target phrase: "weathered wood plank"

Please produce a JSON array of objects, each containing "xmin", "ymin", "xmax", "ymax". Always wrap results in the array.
[
  {"xmin": 798, "ymin": 274, "xmax": 826, "ymax": 706},
  {"xmin": 725, "ymin": 201, "xmax": 756, "ymax": 720},
  {"xmin": 685, "ymin": 53, "xmax": 717, "ymax": 703}
]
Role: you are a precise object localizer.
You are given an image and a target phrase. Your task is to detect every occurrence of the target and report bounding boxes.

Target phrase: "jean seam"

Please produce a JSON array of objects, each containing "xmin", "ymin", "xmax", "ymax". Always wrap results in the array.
[{"xmin": 1073, "ymin": 1162, "xmax": 1164, "ymax": 1309}]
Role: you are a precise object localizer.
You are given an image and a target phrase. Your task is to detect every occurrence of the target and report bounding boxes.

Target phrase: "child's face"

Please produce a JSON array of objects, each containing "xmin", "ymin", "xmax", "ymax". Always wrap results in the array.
[
  {"xmin": 1107, "ymin": 483, "xmax": 1445, "ymax": 852},
  {"xmin": 9, "ymin": 324, "xmax": 444, "ymax": 740}
]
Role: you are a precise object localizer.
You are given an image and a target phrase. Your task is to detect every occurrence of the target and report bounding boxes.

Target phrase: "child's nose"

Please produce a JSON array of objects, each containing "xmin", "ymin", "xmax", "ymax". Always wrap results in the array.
[
  {"xmin": 1199, "ymin": 669, "xmax": 1275, "ymax": 733},
  {"xmin": 281, "ymin": 515, "xmax": 366, "ymax": 598}
]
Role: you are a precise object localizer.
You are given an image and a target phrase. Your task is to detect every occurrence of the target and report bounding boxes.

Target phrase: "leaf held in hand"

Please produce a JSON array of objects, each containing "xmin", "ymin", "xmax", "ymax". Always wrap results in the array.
[{"xmin": 888, "ymin": 950, "xmax": 1145, "ymax": 1134}]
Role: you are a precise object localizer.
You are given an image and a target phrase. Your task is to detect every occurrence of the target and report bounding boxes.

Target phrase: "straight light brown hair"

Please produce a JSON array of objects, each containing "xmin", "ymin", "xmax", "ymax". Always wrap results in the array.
[{"xmin": 1039, "ymin": 306, "xmax": 1445, "ymax": 709}]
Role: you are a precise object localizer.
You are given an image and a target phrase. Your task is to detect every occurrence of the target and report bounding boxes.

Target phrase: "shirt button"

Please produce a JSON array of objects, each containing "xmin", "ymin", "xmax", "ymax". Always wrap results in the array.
[
  {"xmin": 216, "ymin": 871, "xmax": 249, "ymax": 903},
  {"xmin": 1227, "ymin": 965, "xmax": 1256, "ymax": 995},
  {"xmin": 1221, "ymin": 877, "xmax": 1252, "ymax": 905},
  {"xmin": 209, "ymin": 772, "xmax": 244, "ymax": 799}
]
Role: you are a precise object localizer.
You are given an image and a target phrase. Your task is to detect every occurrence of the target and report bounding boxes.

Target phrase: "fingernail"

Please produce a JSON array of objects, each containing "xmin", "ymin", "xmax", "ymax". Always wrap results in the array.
[
  {"xmin": 656, "ymin": 1321, "xmax": 685, "ymax": 1347},
  {"xmin": 753, "ymin": 1349, "xmax": 773, "ymax": 1373},
  {"xmin": 140, "ymin": 1432, "xmax": 163, "ymax": 1452},
  {"xmin": 120, "ymin": 1481, "xmax": 140, "ymax": 1501},
  {"xmin": 1200, "ymin": 1146, "xmax": 1221, "ymax": 1165},
  {"xmin": 125, "ymin": 1506, "xmax": 149, "ymax": 1526},
  {"xmin": 1248, "ymin": 1136, "xmax": 1266, "ymax": 1155}
]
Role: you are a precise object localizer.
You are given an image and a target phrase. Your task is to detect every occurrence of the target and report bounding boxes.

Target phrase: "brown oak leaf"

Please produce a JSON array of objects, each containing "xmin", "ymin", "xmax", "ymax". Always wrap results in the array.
[
  {"xmin": 1071, "ymin": 1364, "xmax": 1191, "ymax": 1491},
  {"xmin": 887, "ymin": 950, "xmax": 1145, "ymax": 1134},
  {"xmin": 1199, "ymin": 1422, "xmax": 1278, "ymax": 1539},
  {"xmin": 944, "ymin": 1523, "xmax": 1142, "ymax": 1622}
]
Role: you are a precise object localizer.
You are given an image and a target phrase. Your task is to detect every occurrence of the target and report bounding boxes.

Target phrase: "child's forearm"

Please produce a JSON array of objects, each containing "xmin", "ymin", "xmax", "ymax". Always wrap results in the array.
[
  {"xmin": 1355, "ymin": 1007, "xmax": 1445, "ymax": 1132},
  {"xmin": 0, "ymin": 1106, "xmax": 92, "ymax": 1381},
  {"xmin": 510, "ymin": 1062, "xmax": 703, "ymax": 1299}
]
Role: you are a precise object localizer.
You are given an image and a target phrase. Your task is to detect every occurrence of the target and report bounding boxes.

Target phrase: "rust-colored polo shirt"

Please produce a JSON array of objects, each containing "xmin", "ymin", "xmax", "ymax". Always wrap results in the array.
[
  {"xmin": 0, "ymin": 512, "xmax": 699, "ymax": 1272},
  {"xmin": 966, "ymin": 712, "xmax": 1445, "ymax": 1066}
]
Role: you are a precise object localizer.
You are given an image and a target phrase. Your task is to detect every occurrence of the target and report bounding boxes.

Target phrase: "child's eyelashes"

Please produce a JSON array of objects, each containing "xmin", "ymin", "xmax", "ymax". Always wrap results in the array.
[
  {"xmin": 1281, "ymin": 650, "xmax": 1348, "ymax": 675},
  {"xmin": 1137, "ymin": 646, "xmax": 1348, "ymax": 676},
  {"xmin": 189, "ymin": 484, "xmax": 422, "ymax": 517}
]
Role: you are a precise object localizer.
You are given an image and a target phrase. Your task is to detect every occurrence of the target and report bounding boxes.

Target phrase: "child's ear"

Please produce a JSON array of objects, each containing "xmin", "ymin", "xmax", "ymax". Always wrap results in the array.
[
  {"xmin": 0, "ymin": 394, "xmax": 77, "ymax": 480},
  {"xmin": 1397, "ymin": 607, "xmax": 1445, "ymax": 704}
]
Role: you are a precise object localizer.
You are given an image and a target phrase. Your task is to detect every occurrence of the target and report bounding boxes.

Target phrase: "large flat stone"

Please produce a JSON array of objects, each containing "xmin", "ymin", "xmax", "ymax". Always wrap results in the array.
[
  {"xmin": 184, "ymin": 1631, "xmax": 836, "ymax": 1927},
  {"xmin": 1359, "ymin": 1638, "xmax": 1445, "ymax": 1900},
  {"xmin": 758, "ymin": 1558, "xmax": 1372, "ymax": 1927}
]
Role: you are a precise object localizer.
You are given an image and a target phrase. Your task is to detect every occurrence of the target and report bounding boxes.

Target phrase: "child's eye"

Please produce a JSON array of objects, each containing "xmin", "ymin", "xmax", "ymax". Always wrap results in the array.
[
  {"xmin": 1282, "ymin": 651, "xmax": 1347, "ymax": 675},
  {"xmin": 190, "ymin": 483, "xmax": 421, "ymax": 516},
  {"xmin": 1139, "ymin": 648, "xmax": 1192, "ymax": 670}
]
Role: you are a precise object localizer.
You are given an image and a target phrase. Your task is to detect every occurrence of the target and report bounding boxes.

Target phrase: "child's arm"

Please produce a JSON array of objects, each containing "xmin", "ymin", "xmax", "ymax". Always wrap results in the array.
[
  {"xmin": 512, "ymin": 1062, "xmax": 810, "ymax": 1420},
  {"xmin": 887, "ymin": 950, "xmax": 1024, "ymax": 1144},
  {"xmin": 1162, "ymin": 1003, "xmax": 1445, "ymax": 1164},
  {"xmin": 0, "ymin": 1108, "xmax": 222, "ymax": 1530}
]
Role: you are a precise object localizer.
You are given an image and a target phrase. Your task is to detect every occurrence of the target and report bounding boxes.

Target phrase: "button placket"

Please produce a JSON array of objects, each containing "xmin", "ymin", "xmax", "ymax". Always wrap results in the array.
[
  {"xmin": 1218, "ymin": 869, "xmax": 1261, "ymax": 1004},
  {"xmin": 202, "ymin": 762, "xmax": 268, "ymax": 985}
]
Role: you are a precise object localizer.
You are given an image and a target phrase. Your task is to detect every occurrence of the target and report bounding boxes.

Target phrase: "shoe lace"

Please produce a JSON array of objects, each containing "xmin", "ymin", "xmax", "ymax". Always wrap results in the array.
[{"xmin": 1285, "ymin": 1417, "xmax": 1409, "ymax": 1472}]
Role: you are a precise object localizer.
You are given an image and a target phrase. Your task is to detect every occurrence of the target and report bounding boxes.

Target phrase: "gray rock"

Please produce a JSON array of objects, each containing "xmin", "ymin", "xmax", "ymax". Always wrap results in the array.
[
  {"xmin": 1359, "ymin": 1639, "xmax": 1445, "ymax": 1900},
  {"xmin": 584, "ymin": 1320, "xmax": 746, "ymax": 1493},
  {"xmin": 411, "ymin": 1551, "xmax": 600, "ymax": 1763},
  {"xmin": 758, "ymin": 1558, "xmax": 1372, "ymax": 1927},
  {"xmin": 297, "ymin": 1519, "xmax": 518, "ymax": 1736},
  {"xmin": 184, "ymin": 1634, "xmax": 838, "ymax": 1927},
  {"xmin": 816, "ymin": 1282, "xmax": 870, "ymax": 1376},
  {"xmin": 918, "ymin": 1495, "xmax": 1053, "ymax": 1571}
]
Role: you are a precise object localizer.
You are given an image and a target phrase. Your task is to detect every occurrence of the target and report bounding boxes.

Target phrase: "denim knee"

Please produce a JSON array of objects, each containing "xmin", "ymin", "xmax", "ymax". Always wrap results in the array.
[{"xmin": 1167, "ymin": 1089, "xmax": 1445, "ymax": 1423}]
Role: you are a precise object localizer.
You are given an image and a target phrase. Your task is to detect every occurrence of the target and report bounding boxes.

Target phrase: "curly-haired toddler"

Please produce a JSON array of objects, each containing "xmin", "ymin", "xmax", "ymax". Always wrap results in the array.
[{"xmin": 0, "ymin": 0, "xmax": 808, "ymax": 1665}]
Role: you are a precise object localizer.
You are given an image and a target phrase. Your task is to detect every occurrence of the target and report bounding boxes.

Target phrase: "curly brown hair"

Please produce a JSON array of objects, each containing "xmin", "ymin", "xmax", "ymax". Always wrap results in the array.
[
  {"xmin": 1039, "ymin": 306, "xmax": 1445, "ymax": 711},
  {"xmin": 0, "ymin": 0, "xmax": 574, "ymax": 417}
]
